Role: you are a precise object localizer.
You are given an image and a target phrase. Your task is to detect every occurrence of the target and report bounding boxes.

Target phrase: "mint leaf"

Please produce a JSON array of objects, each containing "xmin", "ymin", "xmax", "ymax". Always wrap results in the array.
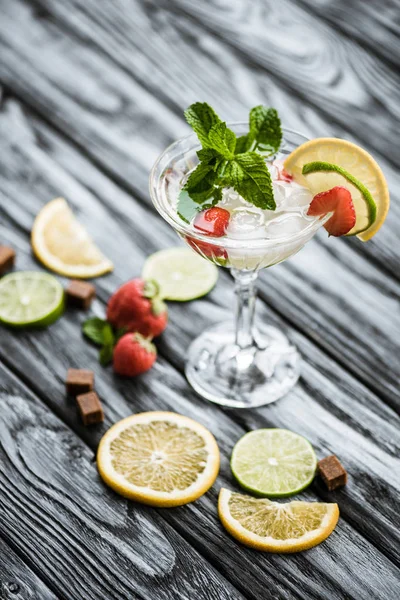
[
  {"xmin": 82, "ymin": 317, "xmax": 108, "ymax": 345},
  {"xmin": 184, "ymin": 103, "xmax": 222, "ymax": 147},
  {"xmin": 228, "ymin": 153, "xmax": 275, "ymax": 210},
  {"xmin": 99, "ymin": 323, "xmax": 115, "ymax": 366},
  {"xmin": 99, "ymin": 343, "xmax": 113, "ymax": 366},
  {"xmin": 235, "ymin": 134, "xmax": 253, "ymax": 154},
  {"xmin": 207, "ymin": 122, "xmax": 236, "ymax": 158},
  {"xmin": 197, "ymin": 148, "xmax": 220, "ymax": 163},
  {"xmin": 184, "ymin": 162, "xmax": 214, "ymax": 191},
  {"xmin": 249, "ymin": 106, "xmax": 282, "ymax": 155}
]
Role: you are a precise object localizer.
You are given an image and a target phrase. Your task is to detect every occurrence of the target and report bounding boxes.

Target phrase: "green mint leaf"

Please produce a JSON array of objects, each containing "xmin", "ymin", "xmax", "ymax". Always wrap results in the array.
[
  {"xmin": 184, "ymin": 102, "xmax": 222, "ymax": 147},
  {"xmin": 99, "ymin": 343, "xmax": 114, "ymax": 366},
  {"xmin": 177, "ymin": 190, "xmax": 200, "ymax": 223},
  {"xmin": 184, "ymin": 162, "xmax": 214, "ymax": 191},
  {"xmin": 82, "ymin": 317, "xmax": 108, "ymax": 346},
  {"xmin": 197, "ymin": 148, "xmax": 220, "ymax": 163},
  {"xmin": 235, "ymin": 134, "xmax": 253, "ymax": 154},
  {"xmin": 207, "ymin": 122, "xmax": 236, "ymax": 158},
  {"xmin": 99, "ymin": 323, "xmax": 115, "ymax": 366},
  {"xmin": 228, "ymin": 152, "xmax": 275, "ymax": 210},
  {"xmin": 249, "ymin": 106, "xmax": 282, "ymax": 155}
]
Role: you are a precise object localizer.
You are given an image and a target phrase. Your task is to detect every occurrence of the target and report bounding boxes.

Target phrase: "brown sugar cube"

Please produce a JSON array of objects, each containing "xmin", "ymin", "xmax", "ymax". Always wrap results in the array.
[
  {"xmin": 66, "ymin": 280, "xmax": 96, "ymax": 310},
  {"xmin": 318, "ymin": 455, "xmax": 347, "ymax": 491},
  {"xmin": 0, "ymin": 246, "xmax": 16, "ymax": 274},
  {"xmin": 76, "ymin": 391, "xmax": 104, "ymax": 426},
  {"xmin": 65, "ymin": 368, "xmax": 94, "ymax": 396}
]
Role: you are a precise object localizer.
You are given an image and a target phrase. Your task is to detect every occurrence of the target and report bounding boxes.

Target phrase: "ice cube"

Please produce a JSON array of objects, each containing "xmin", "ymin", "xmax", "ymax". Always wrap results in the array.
[
  {"xmin": 227, "ymin": 207, "xmax": 265, "ymax": 239},
  {"xmin": 220, "ymin": 188, "xmax": 252, "ymax": 210},
  {"xmin": 265, "ymin": 213, "xmax": 310, "ymax": 239},
  {"xmin": 282, "ymin": 184, "xmax": 313, "ymax": 208}
]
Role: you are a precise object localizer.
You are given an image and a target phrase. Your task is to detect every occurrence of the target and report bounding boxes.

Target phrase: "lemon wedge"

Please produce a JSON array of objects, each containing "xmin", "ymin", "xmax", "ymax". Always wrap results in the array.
[
  {"xmin": 219, "ymin": 488, "xmax": 339, "ymax": 553},
  {"xmin": 32, "ymin": 198, "xmax": 113, "ymax": 278}
]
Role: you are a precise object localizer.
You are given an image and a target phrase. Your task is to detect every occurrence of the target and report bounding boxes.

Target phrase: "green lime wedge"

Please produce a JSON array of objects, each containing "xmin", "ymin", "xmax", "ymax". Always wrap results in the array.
[
  {"xmin": 142, "ymin": 247, "xmax": 218, "ymax": 301},
  {"xmin": 231, "ymin": 429, "xmax": 317, "ymax": 497},
  {"xmin": 302, "ymin": 161, "xmax": 377, "ymax": 235},
  {"xmin": 0, "ymin": 271, "xmax": 65, "ymax": 327}
]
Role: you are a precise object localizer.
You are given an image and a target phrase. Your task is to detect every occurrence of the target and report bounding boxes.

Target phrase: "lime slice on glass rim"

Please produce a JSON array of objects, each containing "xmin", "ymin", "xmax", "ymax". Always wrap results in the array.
[
  {"xmin": 231, "ymin": 429, "xmax": 317, "ymax": 497},
  {"xmin": 142, "ymin": 247, "xmax": 218, "ymax": 301},
  {"xmin": 0, "ymin": 271, "xmax": 64, "ymax": 327}
]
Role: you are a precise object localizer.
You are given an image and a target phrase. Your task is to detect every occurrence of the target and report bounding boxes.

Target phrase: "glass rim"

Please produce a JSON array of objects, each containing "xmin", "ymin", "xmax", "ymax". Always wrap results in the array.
[{"xmin": 149, "ymin": 124, "xmax": 330, "ymax": 250}]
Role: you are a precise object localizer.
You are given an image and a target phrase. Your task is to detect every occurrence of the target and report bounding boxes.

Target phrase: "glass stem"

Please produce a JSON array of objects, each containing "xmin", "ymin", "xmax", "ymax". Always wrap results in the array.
[{"xmin": 231, "ymin": 268, "xmax": 258, "ymax": 350}]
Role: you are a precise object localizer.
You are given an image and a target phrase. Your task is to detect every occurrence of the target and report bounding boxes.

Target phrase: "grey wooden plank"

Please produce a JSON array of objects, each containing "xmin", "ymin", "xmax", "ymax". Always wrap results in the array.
[
  {"xmin": 0, "ymin": 536, "xmax": 58, "ymax": 600},
  {"xmin": 0, "ymin": 99, "xmax": 400, "ymax": 597},
  {"xmin": 155, "ymin": 0, "xmax": 400, "ymax": 169},
  {"xmin": 294, "ymin": 0, "xmax": 400, "ymax": 68},
  {"xmin": 0, "ymin": 6, "xmax": 399, "ymax": 411},
  {"xmin": 0, "ymin": 360, "xmax": 248, "ymax": 600}
]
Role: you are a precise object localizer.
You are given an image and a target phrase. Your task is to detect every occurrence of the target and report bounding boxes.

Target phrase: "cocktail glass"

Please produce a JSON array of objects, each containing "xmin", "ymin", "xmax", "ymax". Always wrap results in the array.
[{"xmin": 149, "ymin": 125, "xmax": 330, "ymax": 409}]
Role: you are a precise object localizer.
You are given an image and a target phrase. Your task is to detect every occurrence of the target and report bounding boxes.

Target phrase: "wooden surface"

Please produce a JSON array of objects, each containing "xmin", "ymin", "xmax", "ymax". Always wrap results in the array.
[{"xmin": 0, "ymin": 0, "xmax": 399, "ymax": 598}]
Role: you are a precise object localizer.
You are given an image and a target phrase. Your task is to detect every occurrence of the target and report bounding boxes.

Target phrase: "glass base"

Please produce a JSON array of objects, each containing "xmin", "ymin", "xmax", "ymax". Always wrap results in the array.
[{"xmin": 185, "ymin": 321, "xmax": 300, "ymax": 408}]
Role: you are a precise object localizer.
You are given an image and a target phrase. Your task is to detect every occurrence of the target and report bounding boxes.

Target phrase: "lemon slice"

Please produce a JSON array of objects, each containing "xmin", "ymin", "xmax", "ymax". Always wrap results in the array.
[
  {"xmin": 284, "ymin": 138, "xmax": 389, "ymax": 241},
  {"xmin": 218, "ymin": 488, "xmax": 339, "ymax": 553},
  {"xmin": 32, "ymin": 198, "xmax": 113, "ymax": 278},
  {"xmin": 97, "ymin": 412, "xmax": 220, "ymax": 507}
]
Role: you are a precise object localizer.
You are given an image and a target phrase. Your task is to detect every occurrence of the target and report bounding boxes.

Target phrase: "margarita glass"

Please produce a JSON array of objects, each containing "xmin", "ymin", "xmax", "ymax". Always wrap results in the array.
[{"xmin": 149, "ymin": 125, "xmax": 330, "ymax": 408}]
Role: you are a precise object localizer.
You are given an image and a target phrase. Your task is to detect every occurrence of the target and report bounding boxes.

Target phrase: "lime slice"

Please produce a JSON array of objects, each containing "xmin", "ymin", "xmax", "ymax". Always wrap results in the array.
[
  {"xmin": 142, "ymin": 247, "xmax": 218, "ymax": 301},
  {"xmin": 231, "ymin": 429, "xmax": 317, "ymax": 497},
  {"xmin": 0, "ymin": 271, "xmax": 65, "ymax": 327},
  {"xmin": 302, "ymin": 161, "xmax": 376, "ymax": 235}
]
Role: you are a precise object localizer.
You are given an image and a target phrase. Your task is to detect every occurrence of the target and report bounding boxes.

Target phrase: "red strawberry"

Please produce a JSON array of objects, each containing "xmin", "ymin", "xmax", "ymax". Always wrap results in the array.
[
  {"xmin": 193, "ymin": 207, "xmax": 230, "ymax": 237},
  {"xmin": 113, "ymin": 333, "xmax": 156, "ymax": 376},
  {"xmin": 307, "ymin": 186, "xmax": 356, "ymax": 237},
  {"xmin": 273, "ymin": 160, "xmax": 293, "ymax": 182},
  {"xmin": 186, "ymin": 237, "xmax": 228, "ymax": 263},
  {"xmin": 107, "ymin": 279, "xmax": 167, "ymax": 338}
]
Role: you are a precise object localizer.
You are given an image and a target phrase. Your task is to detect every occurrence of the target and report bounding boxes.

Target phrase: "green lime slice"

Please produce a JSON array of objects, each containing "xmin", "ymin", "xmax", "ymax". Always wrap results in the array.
[
  {"xmin": 0, "ymin": 271, "xmax": 65, "ymax": 327},
  {"xmin": 302, "ymin": 161, "xmax": 377, "ymax": 235},
  {"xmin": 231, "ymin": 429, "xmax": 317, "ymax": 497},
  {"xmin": 142, "ymin": 247, "xmax": 218, "ymax": 301}
]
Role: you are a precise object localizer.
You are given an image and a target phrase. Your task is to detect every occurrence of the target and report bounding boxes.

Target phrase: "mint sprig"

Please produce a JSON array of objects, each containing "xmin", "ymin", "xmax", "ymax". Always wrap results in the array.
[
  {"xmin": 178, "ymin": 103, "xmax": 281, "ymax": 221},
  {"xmin": 82, "ymin": 317, "xmax": 115, "ymax": 366}
]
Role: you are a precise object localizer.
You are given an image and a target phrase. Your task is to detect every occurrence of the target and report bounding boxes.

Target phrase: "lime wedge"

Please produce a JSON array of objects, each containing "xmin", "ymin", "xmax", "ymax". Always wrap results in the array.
[
  {"xmin": 302, "ymin": 161, "xmax": 376, "ymax": 235},
  {"xmin": 0, "ymin": 271, "xmax": 65, "ymax": 327},
  {"xmin": 142, "ymin": 247, "xmax": 218, "ymax": 301},
  {"xmin": 231, "ymin": 429, "xmax": 317, "ymax": 497}
]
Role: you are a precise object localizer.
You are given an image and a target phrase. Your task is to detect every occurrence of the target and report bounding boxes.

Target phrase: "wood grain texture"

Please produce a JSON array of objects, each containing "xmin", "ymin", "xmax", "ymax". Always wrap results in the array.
[
  {"xmin": 0, "ymin": 99, "xmax": 400, "ymax": 599},
  {"xmin": 0, "ymin": 536, "xmax": 58, "ymax": 600},
  {"xmin": 294, "ymin": 0, "xmax": 400, "ymax": 68},
  {"xmin": 160, "ymin": 0, "xmax": 400, "ymax": 168},
  {"xmin": 0, "ymin": 361, "xmax": 248, "ymax": 600},
  {"xmin": 0, "ymin": 4, "xmax": 398, "ymax": 410}
]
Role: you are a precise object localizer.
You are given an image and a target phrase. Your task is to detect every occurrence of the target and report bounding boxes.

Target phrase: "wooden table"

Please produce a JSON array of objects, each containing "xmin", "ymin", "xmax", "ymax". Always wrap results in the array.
[{"xmin": 0, "ymin": 1, "xmax": 399, "ymax": 598}]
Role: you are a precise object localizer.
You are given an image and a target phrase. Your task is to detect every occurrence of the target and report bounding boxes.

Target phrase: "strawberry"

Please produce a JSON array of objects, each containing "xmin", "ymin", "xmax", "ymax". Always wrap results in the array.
[
  {"xmin": 273, "ymin": 160, "xmax": 293, "ymax": 183},
  {"xmin": 186, "ymin": 237, "xmax": 228, "ymax": 263},
  {"xmin": 106, "ymin": 279, "xmax": 167, "ymax": 338},
  {"xmin": 113, "ymin": 333, "xmax": 156, "ymax": 376},
  {"xmin": 307, "ymin": 186, "xmax": 356, "ymax": 237},
  {"xmin": 193, "ymin": 207, "xmax": 230, "ymax": 237}
]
